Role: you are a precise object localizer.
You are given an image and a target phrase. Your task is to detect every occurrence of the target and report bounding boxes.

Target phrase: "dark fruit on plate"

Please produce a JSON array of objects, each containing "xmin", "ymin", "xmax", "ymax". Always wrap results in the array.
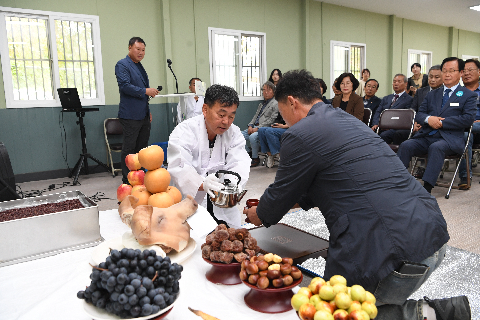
[
  {"xmin": 290, "ymin": 266, "xmax": 302, "ymax": 280},
  {"xmin": 257, "ymin": 255, "xmax": 265, "ymax": 261},
  {"xmin": 248, "ymin": 274, "xmax": 259, "ymax": 285},
  {"xmin": 282, "ymin": 257, "xmax": 293, "ymax": 265},
  {"xmin": 256, "ymin": 260, "xmax": 269, "ymax": 271},
  {"xmin": 250, "ymin": 256, "xmax": 257, "ymax": 263},
  {"xmin": 272, "ymin": 278, "xmax": 284, "ymax": 288},
  {"xmin": 256, "ymin": 276, "xmax": 269, "ymax": 289},
  {"xmin": 241, "ymin": 260, "xmax": 250, "ymax": 270},
  {"xmin": 246, "ymin": 263, "xmax": 259, "ymax": 275},
  {"xmin": 267, "ymin": 269, "xmax": 281, "ymax": 280},
  {"xmin": 259, "ymin": 270, "xmax": 268, "ymax": 277},
  {"xmin": 282, "ymin": 274, "xmax": 293, "ymax": 286},
  {"xmin": 280, "ymin": 263, "xmax": 292, "ymax": 275},
  {"xmin": 239, "ymin": 270, "xmax": 248, "ymax": 281}
]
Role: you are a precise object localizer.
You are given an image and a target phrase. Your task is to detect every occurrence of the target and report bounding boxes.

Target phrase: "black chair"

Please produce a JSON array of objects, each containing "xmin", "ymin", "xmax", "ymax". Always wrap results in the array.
[
  {"xmin": 376, "ymin": 109, "xmax": 416, "ymax": 153},
  {"xmin": 104, "ymin": 118, "xmax": 123, "ymax": 177},
  {"xmin": 362, "ymin": 108, "xmax": 372, "ymax": 127},
  {"xmin": 410, "ymin": 126, "xmax": 473, "ymax": 199}
]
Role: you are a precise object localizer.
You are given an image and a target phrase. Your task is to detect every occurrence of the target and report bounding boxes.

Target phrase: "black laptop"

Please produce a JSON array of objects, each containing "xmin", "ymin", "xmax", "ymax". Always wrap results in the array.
[{"xmin": 57, "ymin": 88, "xmax": 82, "ymax": 110}]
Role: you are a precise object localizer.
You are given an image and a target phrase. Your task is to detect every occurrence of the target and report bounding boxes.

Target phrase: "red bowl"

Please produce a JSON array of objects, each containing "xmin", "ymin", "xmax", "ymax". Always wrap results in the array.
[
  {"xmin": 245, "ymin": 199, "xmax": 259, "ymax": 208},
  {"xmin": 203, "ymin": 258, "xmax": 242, "ymax": 285},
  {"xmin": 242, "ymin": 274, "xmax": 303, "ymax": 313}
]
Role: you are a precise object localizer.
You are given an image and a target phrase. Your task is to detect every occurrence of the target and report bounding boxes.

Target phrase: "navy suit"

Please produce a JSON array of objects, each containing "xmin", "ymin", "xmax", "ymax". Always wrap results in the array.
[
  {"xmin": 115, "ymin": 55, "xmax": 152, "ymax": 183},
  {"xmin": 398, "ymin": 85, "xmax": 477, "ymax": 186},
  {"xmin": 372, "ymin": 93, "xmax": 413, "ymax": 126},
  {"xmin": 363, "ymin": 95, "xmax": 382, "ymax": 126}
]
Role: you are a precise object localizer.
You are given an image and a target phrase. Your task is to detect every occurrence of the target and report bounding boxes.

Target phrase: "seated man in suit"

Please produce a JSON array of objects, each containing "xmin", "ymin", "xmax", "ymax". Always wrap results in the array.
[
  {"xmin": 397, "ymin": 57, "xmax": 477, "ymax": 193},
  {"xmin": 371, "ymin": 74, "xmax": 413, "ymax": 143},
  {"xmin": 242, "ymin": 81, "xmax": 279, "ymax": 167},
  {"xmin": 363, "ymin": 79, "xmax": 382, "ymax": 126}
]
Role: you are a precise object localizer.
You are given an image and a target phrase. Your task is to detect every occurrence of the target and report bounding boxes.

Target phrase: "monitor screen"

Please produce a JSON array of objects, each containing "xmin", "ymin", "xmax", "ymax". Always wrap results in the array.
[{"xmin": 57, "ymin": 88, "xmax": 82, "ymax": 110}]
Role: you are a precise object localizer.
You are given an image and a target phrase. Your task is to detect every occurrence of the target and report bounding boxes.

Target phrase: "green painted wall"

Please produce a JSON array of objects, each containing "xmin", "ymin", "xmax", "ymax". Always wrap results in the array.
[{"xmin": 1, "ymin": 0, "xmax": 480, "ymax": 179}]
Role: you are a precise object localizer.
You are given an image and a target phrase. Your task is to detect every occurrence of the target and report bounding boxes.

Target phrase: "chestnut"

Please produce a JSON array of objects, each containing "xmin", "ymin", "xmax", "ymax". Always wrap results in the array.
[
  {"xmin": 282, "ymin": 274, "xmax": 293, "ymax": 286},
  {"xmin": 272, "ymin": 277, "xmax": 284, "ymax": 288},
  {"xmin": 267, "ymin": 269, "xmax": 281, "ymax": 280},
  {"xmin": 282, "ymin": 257, "xmax": 294, "ymax": 265},
  {"xmin": 259, "ymin": 270, "xmax": 268, "ymax": 277},
  {"xmin": 256, "ymin": 276, "xmax": 270, "ymax": 289},
  {"xmin": 246, "ymin": 263, "xmax": 259, "ymax": 275},
  {"xmin": 248, "ymin": 274, "xmax": 259, "ymax": 285},
  {"xmin": 256, "ymin": 260, "xmax": 269, "ymax": 271},
  {"xmin": 280, "ymin": 263, "xmax": 292, "ymax": 275},
  {"xmin": 290, "ymin": 266, "xmax": 302, "ymax": 280},
  {"xmin": 257, "ymin": 255, "xmax": 265, "ymax": 261},
  {"xmin": 241, "ymin": 259, "xmax": 250, "ymax": 270},
  {"xmin": 250, "ymin": 256, "xmax": 258, "ymax": 263},
  {"xmin": 239, "ymin": 270, "xmax": 248, "ymax": 281}
]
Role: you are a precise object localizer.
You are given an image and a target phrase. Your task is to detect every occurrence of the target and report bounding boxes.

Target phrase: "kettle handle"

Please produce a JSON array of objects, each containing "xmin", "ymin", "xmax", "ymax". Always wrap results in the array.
[{"xmin": 215, "ymin": 170, "xmax": 241, "ymax": 186}]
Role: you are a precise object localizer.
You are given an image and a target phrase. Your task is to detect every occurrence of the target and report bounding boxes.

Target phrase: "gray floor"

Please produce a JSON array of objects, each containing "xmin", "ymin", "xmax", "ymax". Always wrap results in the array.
[{"xmin": 14, "ymin": 157, "xmax": 480, "ymax": 255}]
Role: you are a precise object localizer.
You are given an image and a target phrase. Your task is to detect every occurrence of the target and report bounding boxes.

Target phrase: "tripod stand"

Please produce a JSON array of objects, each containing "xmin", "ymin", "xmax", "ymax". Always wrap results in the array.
[{"xmin": 64, "ymin": 108, "xmax": 110, "ymax": 185}]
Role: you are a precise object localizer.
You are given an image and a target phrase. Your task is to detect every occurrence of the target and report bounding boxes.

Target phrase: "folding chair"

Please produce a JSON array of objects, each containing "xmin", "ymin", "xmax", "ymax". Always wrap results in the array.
[
  {"xmin": 104, "ymin": 118, "xmax": 123, "ymax": 177},
  {"xmin": 376, "ymin": 109, "xmax": 416, "ymax": 153},
  {"xmin": 362, "ymin": 107, "xmax": 372, "ymax": 126},
  {"xmin": 410, "ymin": 126, "xmax": 473, "ymax": 199}
]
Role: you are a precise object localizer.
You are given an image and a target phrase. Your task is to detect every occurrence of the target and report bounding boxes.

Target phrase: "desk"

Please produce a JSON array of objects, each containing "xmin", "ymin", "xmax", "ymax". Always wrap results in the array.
[{"xmin": 0, "ymin": 206, "xmax": 300, "ymax": 320}]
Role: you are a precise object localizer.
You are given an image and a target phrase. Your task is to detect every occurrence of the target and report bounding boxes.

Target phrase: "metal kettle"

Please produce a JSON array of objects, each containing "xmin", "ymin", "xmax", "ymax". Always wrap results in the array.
[{"xmin": 209, "ymin": 170, "xmax": 247, "ymax": 208}]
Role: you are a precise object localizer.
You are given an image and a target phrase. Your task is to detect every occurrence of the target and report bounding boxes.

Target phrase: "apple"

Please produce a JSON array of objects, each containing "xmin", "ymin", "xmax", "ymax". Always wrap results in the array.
[
  {"xmin": 334, "ymin": 292, "xmax": 352, "ymax": 310},
  {"xmin": 349, "ymin": 309, "xmax": 370, "ymax": 320},
  {"xmin": 333, "ymin": 309, "xmax": 349, "ymax": 320},
  {"xmin": 329, "ymin": 275, "xmax": 347, "ymax": 287},
  {"xmin": 350, "ymin": 285, "xmax": 366, "ymax": 303},
  {"xmin": 362, "ymin": 301, "xmax": 378, "ymax": 319},
  {"xmin": 309, "ymin": 277, "xmax": 326, "ymax": 294},
  {"xmin": 313, "ymin": 310, "xmax": 334, "ymax": 320},
  {"xmin": 131, "ymin": 184, "xmax": 146, "ymax": 193},
  {"xmin": 315, "ymin": 300, "xmax": 334, "ymax": 314},
  {"xmin": 319, "ymin": 285, "xmax": 335, "ymax": 301},
  {"xmin": 298, "ymin": 287, "xmax": 313, "ymax": 299},
  {"xmin": 365, "ymin": 291, "xmax": 376, "ymax": 304},
  {"xmin": 348, "ymin": 301, "xmax": 362, "ymax": 313},
  {"xmin": 117, "ymin": 184, "xmax": 132, "ymax": 202},
  {"xmin": 299, "ymin": 302, "xmax": 317, "ymax": 320},
  {"xmin": 291, "ymin": 293, "xmax": 310, "ymax": 311},
  {"xmin": 310, "ymin": 294, "xmax": 322, "ymax": 306},
  {"xmin": 333, "ymin": 283, "xmax": 348, "ymax": 295},
  {"xmin": 125, "ymin": 153, "xmax": 141, "ymax": 171},
  {"xmin": 329, "ymin": 300, "xmax": 337, "ymax": 313},
  {"xmin": 127, "ymin": 169, "xmax": 145, "ymax": 186}
]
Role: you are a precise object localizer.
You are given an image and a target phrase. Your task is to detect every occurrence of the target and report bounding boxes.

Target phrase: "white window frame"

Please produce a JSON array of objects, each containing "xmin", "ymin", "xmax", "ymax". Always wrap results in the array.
[
  {"xmin": 330, "ymin": 41, "xmax": 366, "ymax": 97},
  {"xmin": 208, "ymin": 27, "xmax": 267, "ymax": 101},
  {"xmin": 0, "ymin": 6, "xmax": 104, "ymax": 108},
  {"xmin": 407, "ymin": 49, "xmax": 432, "ymax": 78},
  {"xmin": 462, "ymin": 54, "xmax": 480, "ymax": 60}
]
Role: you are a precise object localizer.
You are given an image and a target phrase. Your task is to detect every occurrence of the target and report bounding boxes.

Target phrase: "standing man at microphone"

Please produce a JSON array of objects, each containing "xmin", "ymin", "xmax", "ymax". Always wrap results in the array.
[{"xmin": 115, "ymin": 37, "xmax": 159, "ymax": 184}]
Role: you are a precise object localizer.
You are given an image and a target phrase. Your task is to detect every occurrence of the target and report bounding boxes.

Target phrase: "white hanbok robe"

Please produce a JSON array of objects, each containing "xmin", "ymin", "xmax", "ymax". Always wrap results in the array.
[
  {"xmin": 167, "ymin": 114, "xmax": 250, "ymax": 228},
  {"xmin": 176, "ymin": 95, "xmax": 204, "ymax": 123}
]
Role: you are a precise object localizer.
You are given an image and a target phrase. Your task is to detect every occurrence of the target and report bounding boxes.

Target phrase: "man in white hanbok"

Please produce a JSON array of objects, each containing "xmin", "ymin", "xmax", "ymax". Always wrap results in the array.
[{"xmin": 168, "ymin": 84, "xmax": 250, "ymax": 228}]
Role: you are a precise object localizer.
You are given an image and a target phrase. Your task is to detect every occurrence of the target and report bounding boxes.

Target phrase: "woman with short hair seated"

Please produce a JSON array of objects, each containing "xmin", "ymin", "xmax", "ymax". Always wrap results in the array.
[{"xmin": 332, "ymin": 73, "xmax": 364, "ymax": 121}]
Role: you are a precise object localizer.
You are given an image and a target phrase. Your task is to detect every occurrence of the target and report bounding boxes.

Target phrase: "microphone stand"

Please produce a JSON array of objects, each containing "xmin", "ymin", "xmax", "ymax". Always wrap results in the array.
[{"xmin": 167, "ymin": 60, "xmax": 179, "ymax": 94}]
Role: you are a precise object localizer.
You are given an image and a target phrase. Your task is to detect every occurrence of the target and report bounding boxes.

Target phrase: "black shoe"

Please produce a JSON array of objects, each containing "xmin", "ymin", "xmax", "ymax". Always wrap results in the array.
[
  {"xmin": 250, "ymin": 158, "xmax": 260, "ymax": 167},
  {"xmin": 458, "ymin": 178, "xmax": 470, "ymax": 190},
  {"xmin": 424, "ymin": 296, "xmax": 471, "ymax": 320},
  {"xmin": 414, "ymin": 167, "xmax": 425, "ymax": 179}
]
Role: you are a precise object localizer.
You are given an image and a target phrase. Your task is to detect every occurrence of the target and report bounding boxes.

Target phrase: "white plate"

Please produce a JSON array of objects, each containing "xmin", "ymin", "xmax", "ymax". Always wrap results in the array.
[
  {"xmin": 91, "ymin": 237, "xmax": 197, "ymax": 265},
  {"xmin": 83, "ymin": 294, "xmax": 176, "ymax": 320}
]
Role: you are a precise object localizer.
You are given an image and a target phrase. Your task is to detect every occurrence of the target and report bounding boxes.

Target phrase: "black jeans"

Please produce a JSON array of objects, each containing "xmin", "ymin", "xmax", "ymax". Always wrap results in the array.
[{"xmin": 119, "ymin": 116, "xmax": 151, "ymax": 183}]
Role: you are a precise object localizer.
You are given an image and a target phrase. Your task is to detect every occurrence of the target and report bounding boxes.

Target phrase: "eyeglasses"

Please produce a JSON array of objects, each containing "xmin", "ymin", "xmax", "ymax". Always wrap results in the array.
[
  {"xmin": 464, "ymin": 68, "xmax": 479, "ymax": 74},
  {"xmin": 340, "ymin": 82, "xmax": 352, "ymax": 86},
  {"xmin": 442, "ymin": 69, "xmax": 459, "ymax": 74}
]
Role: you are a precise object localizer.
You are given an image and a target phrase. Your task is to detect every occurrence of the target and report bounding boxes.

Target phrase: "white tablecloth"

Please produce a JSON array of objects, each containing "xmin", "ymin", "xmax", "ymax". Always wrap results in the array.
[{"xmin": 0, "ymin": 206, "xmax": 300, "ymax": 320}]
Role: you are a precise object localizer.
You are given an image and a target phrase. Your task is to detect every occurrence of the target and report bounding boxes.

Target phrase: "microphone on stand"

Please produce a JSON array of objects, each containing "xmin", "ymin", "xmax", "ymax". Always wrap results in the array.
[{"xmin": 167, "ymin": 59, "xmax": 179, "ymax": 94}]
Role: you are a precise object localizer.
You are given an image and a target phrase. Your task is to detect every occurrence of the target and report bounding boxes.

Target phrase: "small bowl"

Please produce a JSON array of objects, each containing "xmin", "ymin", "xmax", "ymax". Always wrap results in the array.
[
  {"xmin": 242, "ymin": 274, "xmax": 303, "ymax": 313},
  {"xmin": 203, "ymin": 258, "xmax": 242, "ymax": 285},
  {"xmin": 245, "ymin": 199, "xmax": 259, "ymax": 208}
]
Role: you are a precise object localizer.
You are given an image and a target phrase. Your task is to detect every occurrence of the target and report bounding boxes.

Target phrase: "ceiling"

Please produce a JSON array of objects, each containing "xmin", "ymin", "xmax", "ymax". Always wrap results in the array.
[{"xmin": 317, "ymin": 0, "xmax": 480, "ymax": 33}]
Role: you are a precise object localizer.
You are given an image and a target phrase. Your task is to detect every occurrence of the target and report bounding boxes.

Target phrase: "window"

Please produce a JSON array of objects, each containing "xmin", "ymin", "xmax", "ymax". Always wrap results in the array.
[
  {"xmin": 0, "ymin": 7, "xmax": 104, "ymax": 108},
  {"xmin": 208, "ymin": 27, "xmax": 266, "ymax": 100},
  {"xmin": 407, "ymin": 49, "xmax": 432, "ymax": 78},
  {"xmin": 462, "ymin": 54, "xmax": 480, "ymax": 60},
  {"xmin": 330, "ymin": 41, "xmax": 366, "ymax": 97}
]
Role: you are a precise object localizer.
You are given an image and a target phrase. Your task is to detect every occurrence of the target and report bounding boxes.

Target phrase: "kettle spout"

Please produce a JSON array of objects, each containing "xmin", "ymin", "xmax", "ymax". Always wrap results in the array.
[{"xmin": 236, "ymin": 189, "xmax": 248, "ymax": 202}]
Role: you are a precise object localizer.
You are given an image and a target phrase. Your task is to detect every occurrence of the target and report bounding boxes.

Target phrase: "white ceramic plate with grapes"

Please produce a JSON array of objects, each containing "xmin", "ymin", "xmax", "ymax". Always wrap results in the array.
[
  {"xmin": 91, "ymin": 233, "xmax": 197, "ymax": 265},
  {"xmin": 83, "ymin": 295, "xmax": 176, "ymax": 320}
]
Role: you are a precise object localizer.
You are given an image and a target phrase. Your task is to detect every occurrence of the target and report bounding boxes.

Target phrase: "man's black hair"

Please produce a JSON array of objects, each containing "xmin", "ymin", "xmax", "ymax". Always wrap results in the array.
[
  {"xmin": 335, "ymin": 73, "xmax": 360, "ymax": 91},
  {"xmin": 465, "ymin": 59, "xmax": 480, "ymax": 70},
  {"xmin": 189, "ymin": 78, "xmax": 202, "ymax": 85},
  {"xmin": 275, "ymin": 70, "xmax": 323, "ymax": 104},
  {"xmin": 440, "ymin": 57, "xmax": 465, "ymax": 71},
  {"xmin": 365, "ymin": 78, "xmax": 379, "ymax": 89},
  {"xmin": 316, "ymin": 78, "xmax": 328, "ymax": 95},
  {"xmin": 128, "ymin": 37, "xmax": 145, "ymax": 47},
  {"xmin": 204, "ymin": 84, "xmax": 239, "ymax": 107}
]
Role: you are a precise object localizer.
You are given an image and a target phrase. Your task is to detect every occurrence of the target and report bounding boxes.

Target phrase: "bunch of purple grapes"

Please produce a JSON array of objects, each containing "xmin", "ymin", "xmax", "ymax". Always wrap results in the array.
[{"xmin": 77, "ymin": 248, "xmax": 182, "ymax": 318}]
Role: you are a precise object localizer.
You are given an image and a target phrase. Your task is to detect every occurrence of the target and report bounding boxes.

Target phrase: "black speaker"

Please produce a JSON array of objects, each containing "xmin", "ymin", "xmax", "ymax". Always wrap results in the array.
[{"xmin": 0, "ymin": 142, "xmax": 20, "ymax": 202}]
